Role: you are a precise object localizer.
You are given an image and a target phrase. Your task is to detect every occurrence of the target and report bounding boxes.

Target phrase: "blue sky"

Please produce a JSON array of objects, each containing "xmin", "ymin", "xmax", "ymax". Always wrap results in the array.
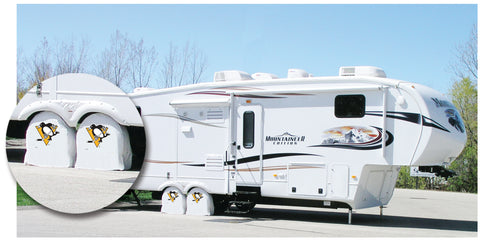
[{"xmin": 17, "ymin": 4, "xmax": 477, "ymax": 94}]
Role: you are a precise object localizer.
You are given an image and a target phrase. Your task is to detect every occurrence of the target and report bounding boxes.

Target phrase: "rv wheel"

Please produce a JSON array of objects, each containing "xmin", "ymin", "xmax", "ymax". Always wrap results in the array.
[
  {"xmin": 161, "ymin": 187, "xmax": 186, "ymax": 214},
  {"xmin": 186, "ymin": 187, "xmax": 214, "ymax": 216},
  {"xmin": 24, "ymin": 111, "xmax": 76, "ymax": 168},
  {"xmin": 213, "ymin": 197, "xmax": 232, "ymax": 214},
  {"xmin": 235, "ymin": 202, "xmax": 256, "ymax": 211},
  {"xmin": 75, "ymin": 113, "xmax": 132, "ymax": 170},
  {"xmin": 151, "ymin": 191, "xmax": 162, "ymax": 200}
]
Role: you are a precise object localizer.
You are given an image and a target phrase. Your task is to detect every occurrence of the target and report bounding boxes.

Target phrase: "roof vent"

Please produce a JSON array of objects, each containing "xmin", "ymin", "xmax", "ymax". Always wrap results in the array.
[
  {"xmin": 339, "ymin": 66, "xmax": 386, "ymax": 78},
  {"xmin": 287, "ymin": 69, "xmax": 310, "ymax": 79},
  {"xmin": 251, "ymin": 72, "xmax": 279, "ymax": 80},
  {"xmin": 132, "ymin": 87, "xmax": 157, "ymax": 93},
  {"xmin": 214, "ymin": 70, "xmax": 253, "ymax": 82}
]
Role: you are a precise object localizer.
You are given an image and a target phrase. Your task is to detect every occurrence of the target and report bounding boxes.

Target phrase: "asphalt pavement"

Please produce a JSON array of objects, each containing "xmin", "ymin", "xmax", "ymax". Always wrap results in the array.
[
  {"xmin": 10, "ymin": 163, "xmax": 139, "ymax": 214},
  {"xmin": 16, "ymin": 188, "xmax": 477, "ymax": 237}
]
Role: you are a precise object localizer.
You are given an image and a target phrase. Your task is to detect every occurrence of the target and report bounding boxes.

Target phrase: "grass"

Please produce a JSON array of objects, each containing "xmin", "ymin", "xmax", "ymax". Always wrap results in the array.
[
  {"xmin": 17, "ymin": 182, "xmax": 153, "ymax": 207},
  {"xmin": 117, "ymin": 190, "xmax": 153, "ymax": 202},
  {"xmin": 17, "ymin": 184, "xmax": 39, "ymax": 206}
]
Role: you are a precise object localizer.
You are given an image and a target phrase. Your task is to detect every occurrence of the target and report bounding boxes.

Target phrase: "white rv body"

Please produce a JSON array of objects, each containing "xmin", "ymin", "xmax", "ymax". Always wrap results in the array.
[
  {"xmin": 129, "ymin": 67, "xmax": 466, "ymax": 211},
  {"xmin": 8, "ymin": 67, "xmax": 466, "ymax": 214}
]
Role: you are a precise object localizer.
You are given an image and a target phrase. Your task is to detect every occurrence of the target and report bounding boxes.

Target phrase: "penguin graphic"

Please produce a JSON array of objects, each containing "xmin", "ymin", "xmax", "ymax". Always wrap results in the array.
[
  {"xmin": 86, "ymin": 124, "xmax": 110, "ymax": 147},
  {"xmin": 35, "ymin": 122, "xmax": 59, "ymax": 145}
]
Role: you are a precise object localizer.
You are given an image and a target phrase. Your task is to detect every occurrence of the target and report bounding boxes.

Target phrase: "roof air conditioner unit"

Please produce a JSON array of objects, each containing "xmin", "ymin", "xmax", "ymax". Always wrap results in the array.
[
  {"xmin": 214, "ymin": 70, "xmax": 253, "ymax": 82},
  {"xmin": 251, "ymin": 73, "xmax": 279, "ymax": 80},
  {"xmin": 287, "ymin": 69, "xmax": 309, "ymax": 79},
  {"xmin": 339, "ymin": 66, "xmax": 387, "ymax": 78}
]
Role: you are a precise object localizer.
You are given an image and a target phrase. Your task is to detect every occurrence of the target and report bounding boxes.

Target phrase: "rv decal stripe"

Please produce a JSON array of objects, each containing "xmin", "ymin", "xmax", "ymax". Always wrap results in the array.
[
  {"xmin": 144, "ymin": 113, "xmax": 226, "ymax": 128},
  {"xmin": 145, "ymin": 160, "xmax": 189, "ymax": 164},
  {"xmin": 236, "ymin": 165, "xmax": 319, "ymax": 172},
  {"xmin": 226, "ymin": 153, "xmax": 321, "ymax": 166},
  {"xmin": 187, "ymin": 90, "xmax": 283, "ymax": 99},
  {"xmin": 365, "ymin": 111, "xmax": 450, "ymax": 132},
  {"xmin": 181, "ymin": 153, "xmax": 321, "ymax": 168},
  {"xmin": 365, "ymin": 111, "xmax": 421, "ymax": 124},
  {"xmin": 422, "ymin": 116, "xmax": 450, "ymax": 133},
  {"xmin": 236, "ymin": 94, "xmax": 283, "ymax": 99},
  {"xmin": 183, "ymin": 163, "xmax": 205, "ymax": 167},
  {"xmin": 212, "ymin": 86, "xmax": 264, "ymax": 91}
]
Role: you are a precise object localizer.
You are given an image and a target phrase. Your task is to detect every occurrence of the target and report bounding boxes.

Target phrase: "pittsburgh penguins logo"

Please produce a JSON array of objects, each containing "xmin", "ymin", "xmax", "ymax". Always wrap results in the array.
[
  {"xmin": 167, "ymin": 191, "xmax": 179, "ymax": 202},
  {"xmin": 35, "ymin": 122, "xmax": 59, "ymax": 145},
  {"xmin": 86, "ymin": 124, "xmax": 109, "ymax": 147},
  {"xmin": 192, "ymin": 192, "xmax": 203, "ymax": 203}
]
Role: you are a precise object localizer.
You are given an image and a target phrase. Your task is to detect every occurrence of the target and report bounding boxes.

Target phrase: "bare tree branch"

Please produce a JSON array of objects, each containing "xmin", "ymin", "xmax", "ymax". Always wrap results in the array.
[
  {"xmin": 449, "ymin": 24, "xmax": 477, "ymax": 81},
  {"xmin": 55, "ymin": 37, "xmax": 90, "ymax": 75},
  {"xmin": 129, "ymin": 39, "xmax": 158, "ymax": 89},
  {"xmin": 189, "ymin": 44, "xmax": 207, "ymax": 84},
  {"xmin": 160, "ymin": 41, "xmax": 207, "ymax": 88},
  {"xmin": 95, "ymin": 30, "xmax": 131, "ymax": 90},
  {"xmin": 161, "ymin": 42, "xmax": 179, "ymax": 88}
]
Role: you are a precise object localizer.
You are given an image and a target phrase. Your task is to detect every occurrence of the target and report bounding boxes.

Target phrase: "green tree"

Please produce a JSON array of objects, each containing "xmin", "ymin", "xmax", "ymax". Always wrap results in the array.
[
  {"xmin": 395, "ymin": 166, "xmax": 428, "ymax": 189},
  {"xmin": 447, "ymin": 77, "xmax": 477, "ymax": 193}
]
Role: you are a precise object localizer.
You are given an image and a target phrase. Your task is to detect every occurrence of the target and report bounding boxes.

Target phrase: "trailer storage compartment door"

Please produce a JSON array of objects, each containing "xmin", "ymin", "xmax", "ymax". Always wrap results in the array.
[
  {"xmin": 288, "ymin": 163, "xmax": 327, "ymax": 196},
  {"xmin": 328, "ymin": 164, "xmax": 349, "ymax": 198}
]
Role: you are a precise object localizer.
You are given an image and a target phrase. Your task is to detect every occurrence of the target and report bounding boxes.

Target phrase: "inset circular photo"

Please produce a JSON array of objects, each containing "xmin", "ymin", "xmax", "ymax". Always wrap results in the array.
[{"xmin": 6, "ymin": 73, "xmax": 145, "ymax": 214}]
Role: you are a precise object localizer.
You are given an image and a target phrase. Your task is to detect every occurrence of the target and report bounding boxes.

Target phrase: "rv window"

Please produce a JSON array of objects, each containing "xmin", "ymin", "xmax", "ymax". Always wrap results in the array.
[
  {"xmin": 335, "ymin": 95, "xmax": 365, "ymax": 118},
  {"xmin": 243, "ymin": 111, "xmax": 255, "ymax": 149}
]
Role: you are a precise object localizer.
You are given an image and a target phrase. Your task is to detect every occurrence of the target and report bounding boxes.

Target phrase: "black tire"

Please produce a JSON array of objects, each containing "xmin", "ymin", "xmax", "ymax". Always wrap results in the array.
[
  {"xmin": 213, "ymin": 198, "xmax": 231, "ymax": 214},
  {"xmin": 151, "ymin": 191, "xmax": 162, "ymax": 200},
  {"xmin": 235, "ymin": 202, "xmax": 255, "ymax": 211}
]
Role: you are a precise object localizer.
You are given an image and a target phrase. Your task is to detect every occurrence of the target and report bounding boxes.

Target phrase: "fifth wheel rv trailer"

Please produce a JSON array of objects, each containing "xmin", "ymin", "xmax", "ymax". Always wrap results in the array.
[
  {"xmin": 8, "ymin": 66, "xmax": 466, "ymax": 222},
  {"xmin": 128, "ymin": 66, "xmax": 466, "ymax": 220}
]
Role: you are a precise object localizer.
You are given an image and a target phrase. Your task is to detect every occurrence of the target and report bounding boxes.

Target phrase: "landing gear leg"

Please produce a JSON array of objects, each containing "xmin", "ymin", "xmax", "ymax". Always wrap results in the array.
[
  {"xmin": 130, "ymin": 190, "xmax": 141, "ymax": 206},
  {"xmin": 348, "ymin": 208, "xmax": 352, "ymax": 224}
]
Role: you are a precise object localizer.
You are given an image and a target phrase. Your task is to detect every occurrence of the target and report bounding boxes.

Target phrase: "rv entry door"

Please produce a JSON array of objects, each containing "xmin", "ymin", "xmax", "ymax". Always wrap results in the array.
[{"xmin": 236, "ymin": 105, "xmax": 264, "ymax": 186}]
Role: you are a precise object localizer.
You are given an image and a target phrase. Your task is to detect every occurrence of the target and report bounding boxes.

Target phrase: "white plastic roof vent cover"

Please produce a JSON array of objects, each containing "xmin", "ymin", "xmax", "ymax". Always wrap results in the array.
[
  {"xmin": 339, "ymin": 66, "xmax": 386, "ymax": 78},
  {"xmin": 214, "ymin": 70, "xmax": 253, "ymax": 82},
  {"xmin": 251, "ymin": 73, "xmax": 279, "ymax": 80},
  {"xmin": 287, "ymin": 69, "xmax": 310, "ymax": 78}
]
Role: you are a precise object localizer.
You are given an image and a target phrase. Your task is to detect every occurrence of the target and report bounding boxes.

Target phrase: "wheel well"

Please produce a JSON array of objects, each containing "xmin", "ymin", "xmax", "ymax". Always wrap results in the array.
[
  {"xmin": 77, "ymin": 112, "xmax": 96, "ymax": 125},
  {"xmin": 77, "ymin": 112, "xmax": 145, "ymax": 171},
  {"xmin": 7, "ymin": 111, "xmax": 54, "ymax": 138}
]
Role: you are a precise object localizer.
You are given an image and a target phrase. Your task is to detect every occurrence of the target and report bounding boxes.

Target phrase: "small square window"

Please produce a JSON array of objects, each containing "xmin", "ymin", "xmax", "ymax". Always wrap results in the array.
[{"xmin": 335, "ymin": 95, "xmax": 365, "ymax": 118}]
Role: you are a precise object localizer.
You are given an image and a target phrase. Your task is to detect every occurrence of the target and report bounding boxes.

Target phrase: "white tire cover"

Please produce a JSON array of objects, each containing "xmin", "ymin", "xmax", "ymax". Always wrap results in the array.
[
  {"xmin": 24, "ymin": 111, "xmax": 76, "ymax": 167},
  {"xmin": 161, "ymin": 187, "xmax": 186, "ymax": 215},
  {"xmin": 186, "ymin": 187, "xmax": 214, "ymax": 216},
  {"xmin": 75, "ymin": 113, "xmax": 132, "ymax": 170}
]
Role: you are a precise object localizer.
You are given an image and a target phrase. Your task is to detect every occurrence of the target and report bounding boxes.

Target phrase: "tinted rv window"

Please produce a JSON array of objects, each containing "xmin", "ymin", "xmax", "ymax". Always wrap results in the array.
[
  {"xmin": 243, "ymin": 111, "xmax": 255, "ymax": 149},
  {"xmin": 335, "ymin": 95, "xmax": 365, "ymax": 118}
]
